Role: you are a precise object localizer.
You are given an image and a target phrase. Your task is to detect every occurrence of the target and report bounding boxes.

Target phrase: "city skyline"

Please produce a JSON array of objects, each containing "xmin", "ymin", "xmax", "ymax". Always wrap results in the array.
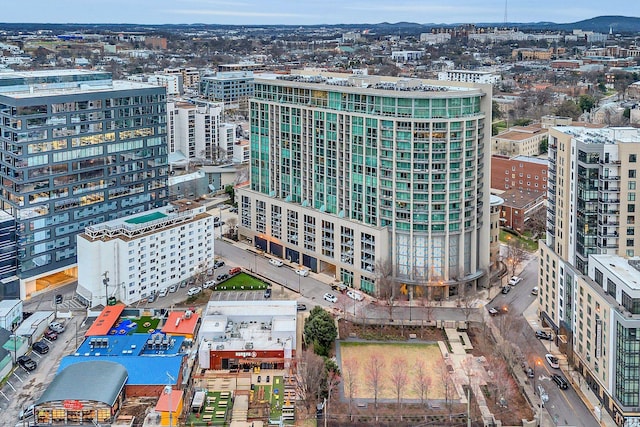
[{"xmin": 1, "ymin": 0, "xmax": 638, "ymax": 26}]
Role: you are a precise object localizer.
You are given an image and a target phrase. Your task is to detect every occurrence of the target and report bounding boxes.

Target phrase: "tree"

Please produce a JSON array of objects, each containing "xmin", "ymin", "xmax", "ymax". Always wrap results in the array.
[
  {"xmin": 296, "ymin": 350, "xmax": 327, "ymax": 411},
  {"xmin": 505, "ymin": 236, "xmax": 528, "ymax": 277},
  {"xmin": 342, "ymin": 358, "xmax": 359, "ymax": 420},
  {"xmin": 365, "ymin": 353, "xmax": 385, "ymax": 412},
  {"xmin": 439, "ymin": 363, "xmax": 455, "ymax": 419},
  {"xmin": 578, "ymin": 94, "xmax": 596, "ymax": 112},
  {"xmin": 492, "ymin": 100, "xmax": 503, "ymax": 120},
  {"xmin": 458, "ymin": 293, "xmax": 477, "ymax": 324},
  {"xmin": 325, "ymin": 361, "xmax": 341, "ymax": 421},
  {"xmin": 553, "ymin": 100, "xmax": 581, "ymax": 120},
  {"xmin": 390, "ymin": 357, "xmax": 408, "ymax": 413},
  {"xmin": 538, "ymin": 136, "xmax": 548, "ymax": 154},
  {"xmin": 413, "ymin": 359, "xmax": 432, "ymax": 405},
  {"xmin": 376, "ymin": 260, "xmax": 397, "ymax": 319},
  {"xmin": 303, "ymin": 306, "xmax": 337, "ymax": 357},
  {"xmin": 224, "ymin": 184, "xmax": 235, "ymax": 204}
]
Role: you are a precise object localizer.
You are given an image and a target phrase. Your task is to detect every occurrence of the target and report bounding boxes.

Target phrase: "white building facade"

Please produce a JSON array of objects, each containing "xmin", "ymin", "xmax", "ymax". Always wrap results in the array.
[
  {"xmin": 167, "ymin": 100, "xmax": 225, "ymax": 161},
  {"xmin": 76, "ymin": 200, "xmax": 214, "ymax": 307}
]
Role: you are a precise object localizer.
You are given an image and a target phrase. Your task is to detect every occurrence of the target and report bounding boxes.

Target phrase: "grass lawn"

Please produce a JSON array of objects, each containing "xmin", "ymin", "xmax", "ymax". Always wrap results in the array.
[
  {"xmin": 135, "ymin": 316, "xmax": 160, "ymax": 333},
  {"xmin": 499, "ymin": 229, "xmax": 538, "ymax": 251},
  {"xmin": 216, "ymin": 272, "xmax": 268, "ymax": 291}
]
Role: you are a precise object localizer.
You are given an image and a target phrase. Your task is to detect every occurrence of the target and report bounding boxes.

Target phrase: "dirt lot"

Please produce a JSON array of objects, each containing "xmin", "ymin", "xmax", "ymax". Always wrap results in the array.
[{"xmin": 339, "ymin": 342, "xmax": 447, "ymax": 400}]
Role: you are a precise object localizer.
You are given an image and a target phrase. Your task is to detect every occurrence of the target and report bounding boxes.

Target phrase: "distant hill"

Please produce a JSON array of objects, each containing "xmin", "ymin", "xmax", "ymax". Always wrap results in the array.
[{"xmin": 0, "ymin": 15, "xmax": 639, "ymax": 35}]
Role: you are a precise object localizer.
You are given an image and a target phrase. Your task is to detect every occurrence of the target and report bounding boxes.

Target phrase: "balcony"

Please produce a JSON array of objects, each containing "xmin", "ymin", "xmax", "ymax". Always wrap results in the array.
[
  {"xmin": 598, "ymin": 198, "xmax": 620, "ymax": 204},
  {"xmin": 599, "ymin": 159, "xmax": 621, "ymax": 165},
  {"xmin": 599, "ymin": 175, "xmax": 620, "ymax": 181},
  {"xmin": 598, "ymin": 219, "xmax": 620, "ymax": 226},
  {"xmin": 598, "ymin": 208, "xmax": 620, "ymax": 215}
]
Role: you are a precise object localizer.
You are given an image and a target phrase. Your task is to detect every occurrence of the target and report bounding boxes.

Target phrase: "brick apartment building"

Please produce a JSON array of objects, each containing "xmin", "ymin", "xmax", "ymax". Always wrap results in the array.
[{"xmin": 491, "ymin": 155, "xmax": 548, "ymax": 193}]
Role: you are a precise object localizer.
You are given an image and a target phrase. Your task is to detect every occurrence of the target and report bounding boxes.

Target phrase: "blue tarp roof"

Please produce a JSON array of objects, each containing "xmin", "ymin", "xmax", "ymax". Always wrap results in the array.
[{"xmin": 58, "ymin": 355, "xmax": 183, "ymax": 385}]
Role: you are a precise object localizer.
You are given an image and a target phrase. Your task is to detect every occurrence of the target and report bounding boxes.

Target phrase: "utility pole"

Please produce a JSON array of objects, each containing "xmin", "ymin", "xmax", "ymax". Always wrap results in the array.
[{"xmin": 102, "ymin": 271, "xmax": 110, "ymax": 306}]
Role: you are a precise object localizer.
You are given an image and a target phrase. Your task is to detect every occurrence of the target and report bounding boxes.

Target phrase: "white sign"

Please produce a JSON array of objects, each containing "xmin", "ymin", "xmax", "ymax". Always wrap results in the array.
[{"xmin": 235, "ymin": 351, "xmax": 257, "ymax": 358}]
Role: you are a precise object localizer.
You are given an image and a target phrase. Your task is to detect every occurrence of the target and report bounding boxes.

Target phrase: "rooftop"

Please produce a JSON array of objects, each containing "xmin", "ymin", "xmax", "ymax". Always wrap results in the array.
[
  {"xmin": 592, "ymin": 254, "xmax": 640, "ymax": 290},
  {"xmin": 500, "ymin": 188, "xmax": 545, "ymax": 209},
  {"xmin": 512, "ymin": 155, "xmax": 549, "ymax": 166},
  {"xmin": 557, "ymin": 127, "xmax": 640, "ymax": 145}
]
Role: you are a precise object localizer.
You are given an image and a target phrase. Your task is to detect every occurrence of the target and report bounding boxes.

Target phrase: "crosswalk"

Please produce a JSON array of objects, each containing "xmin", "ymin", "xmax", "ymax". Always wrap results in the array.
[{"xmin": 50, "ymin": 297, "xmax": 87, "ymax": 311}]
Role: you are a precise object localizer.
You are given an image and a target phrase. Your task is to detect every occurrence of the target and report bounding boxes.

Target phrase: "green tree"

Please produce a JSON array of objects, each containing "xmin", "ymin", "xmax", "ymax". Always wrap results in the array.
[
  {"xmin": 492, "ymin": 100, "xmax": 503, "ymax": 120},
  {"xmin": 224, "ymin": 184, "xmax": 235, "ymax": 205},
  {"xmin": 539, "ymin": 137, "xmax": 548, "ymax": 154},
  {"xmin": 578, "ymin": 94, "xmax": 596, "ymax": 112},
  {"xmin": 304, "ymin": 306, "xmax": 337, "ymax": 357}
]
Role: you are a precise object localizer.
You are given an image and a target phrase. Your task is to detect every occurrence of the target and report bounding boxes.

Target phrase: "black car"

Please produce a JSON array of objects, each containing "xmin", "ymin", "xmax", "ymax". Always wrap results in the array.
[
  {"xmin": 552, "ymin": 374, "xmax": 569, "ymax": 390},
  {"xmin": 32, "ymin": 340, "xmax": 49, "ymax": 354},
  {"xmin": 501, "ymin": 286, "xmax": 511, "ymax": 294},
  {"xmin": 264, "ymin": 288, "xmax": 272, "ymax": 299},
  {"xmin": 536, "ymin": 330, "xmax": 553, "ymax": 340},
  {"xmin": 525, "ymin": 367, "xmax": 535, "ymax": 378},
  {"xmin": 296, "ymin": 303, "xmax": 307, "ymax": 311},
  {"xmin": 216, "ymin": 273, "xmax": 229, "ymax": 282},
  {"xmin": 17, "ymin": 355, "xmax": 37, "ymax": 371},
  {"xmin": 214, "ymin": 260, "xmax": 225, "ymax": 269}
]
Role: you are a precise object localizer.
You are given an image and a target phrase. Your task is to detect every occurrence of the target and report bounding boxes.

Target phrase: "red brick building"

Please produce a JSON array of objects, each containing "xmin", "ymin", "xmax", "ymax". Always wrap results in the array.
[
  {"xmin": 499, "ymin": 189, "xmax": 546, "ymax": 233},
  {"xmin": 491, "ymin": 155, "xmax": 548, "ymax": 193}
]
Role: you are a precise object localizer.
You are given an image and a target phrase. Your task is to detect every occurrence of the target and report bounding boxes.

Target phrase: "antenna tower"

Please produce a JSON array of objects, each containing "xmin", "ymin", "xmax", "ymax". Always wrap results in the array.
[{"xmin": 504, "ymin": 0, "xmax": 508, "ymax": 26}]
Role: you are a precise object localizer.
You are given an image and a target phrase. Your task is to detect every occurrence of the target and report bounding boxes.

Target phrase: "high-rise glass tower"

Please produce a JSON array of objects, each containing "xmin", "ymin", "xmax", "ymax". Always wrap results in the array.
[
  {"xmin": 238, "ymin": 72, "xmax": 491, "ymax": 298},
  {"xmin": 0, "ymin": 70, "xmax": 168, "ymax": 298}
]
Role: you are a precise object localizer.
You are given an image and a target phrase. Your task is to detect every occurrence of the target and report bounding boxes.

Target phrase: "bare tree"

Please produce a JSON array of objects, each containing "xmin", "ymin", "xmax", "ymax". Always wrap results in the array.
[
  {"xmin": 342, "ymin": 358, "xmax": 359, "ymax": 420},
  {"xmin": 413, "ymin": 359, "xmax": 432, "ymax": 405},
  {"xmin": 505, "ymin": 236, "xmax": 527, "ymax": 277},
  {"xmin": 365, "ymin": 353, "xmax": 385, "ymax": 412},
  {"xmin": 458, "ymin": 293, "xmax": 477, "ymax": 325},
  {"xmin": 490, "ymin": 358, "xmax": 516, "ymax": 409},
  {"xmin": 296, "ymin": 350, "xmax": 327, "ymax": 411},
  {"xmin": 376, "ymin": 260, "xmax": 397, "ymax": 319},
  {"xmin": 326, "ymin": 367, "xmax": 341, "ymax": 422},
  {"xmin": 439, "ymin": 363, "xmax": 454, "ymax": 419},
  {"xmin": 390, "ymin": 357, "xmax": 408, "ymax": 414}
]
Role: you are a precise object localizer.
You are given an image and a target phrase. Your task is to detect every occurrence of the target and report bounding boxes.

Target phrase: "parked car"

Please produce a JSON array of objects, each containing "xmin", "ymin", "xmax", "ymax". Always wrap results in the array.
[
  {"xmin": 203, "ymin": 280, "xmax": 216, "ymax": 289},
  {"xmin": 230, "ymin": 207, "xmax": 238, "ymax": 213},
  {"xmin": 264, "ymin": 288, "xmax": 272, "ymax": 299},
  {"xmin": 323, "ymin": 293, "xmax": 338, "ymax": 303},
  {"xmin": 331, "ymin": 282, "xmax": 348, "ymax": 293},
  {"xmin": 216, "ymin": 273, "xmax": 229, "ymax": 281},
  {"xmin": 214, "ymin": 260, "xmax": 225, "ymax": 269},
  {"xmin": 147, "ymin": 292, "xmax": 157, "ymax": 303},
  {"xmin": 44, "ymin": 329, "xmax": 58, "ymax": 341},
  {"xmin": 295, "ymin": 268, "xmax": 310, "ymax": 277},
  {"xmin": 229, "ymin": 267, "xmax": 241, "ymax": 275},
  {"xmin": 158, "ymin": 288, "xmax": 169, "ymax": 297},
  {"xmin": 525, "ymin": 367, "xmax": 535, "ymax": 378},
  {"xmin": 19, "ymin": 404, "xmax": 34, "ymax": 420},
  {"xmin": 49, "ymin": 322, "xmax": 65, "ymax": 334},
  {"xmin": 207, "ymin": 268, "xmax": 213, "ymax": 276},
  {"xmin": 531, "ymin": 287, "xmax": 539, "ymax": 296},
  {"xmin": 501, "ymin": 286, "xmax": 511, "ymax": 294},
  {"xmin": 488, "ymin": 307, "xmax": 499, "ymax": 316},
  {"xmin": 552, "ymin": 374, "xmax": 569, "ymax": 389},
  {"xmin": 32, "ymin": 340, "xmax": 49, "ymax": 355},
  {"xmin": 269, "ymin": 258, "xmax": 284, "ymax": 267},
  {"xmin": 17, "ymin": 355, "xmax": 37, "ymax": 371},
  {"xmin": 536, "ymin": 330, "xmax": 553, "ymax": 340},
  {"xmin": 508, "ymin": 276, "xmax": 523, "ymax": 286},
  {"xmin": 296, "ymin": 303, "xmax": 307, "ymax": 311},
  {"xmin": 169, "ymin": 284, "xmax": 178, "ymax": 293},
  {"xmin": 545, "ymin": 353, "xmax": 560, "ymax": 369},
  {"xmin": 187, "ymin": 287, "xmax": 202, "ymax": 297},
  {"xmin": 180, "ymin": 280, "xmax": 188, "ymax": 288},
  {"xmin": 347, "ymin": 290, "xmax": 364, "ymax": 301}
]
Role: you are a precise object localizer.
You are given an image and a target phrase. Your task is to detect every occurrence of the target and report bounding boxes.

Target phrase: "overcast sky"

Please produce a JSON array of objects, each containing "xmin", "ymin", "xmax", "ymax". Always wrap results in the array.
[{"xmin": 1, "ymin": 0, "xmax": 638, "ymax": 26}]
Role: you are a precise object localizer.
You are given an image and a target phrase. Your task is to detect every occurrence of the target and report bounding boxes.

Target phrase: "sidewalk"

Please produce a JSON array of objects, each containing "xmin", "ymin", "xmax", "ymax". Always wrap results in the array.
[{"xmin": 523, "ymin": 301, "xmax": 616, "ymax": 427}]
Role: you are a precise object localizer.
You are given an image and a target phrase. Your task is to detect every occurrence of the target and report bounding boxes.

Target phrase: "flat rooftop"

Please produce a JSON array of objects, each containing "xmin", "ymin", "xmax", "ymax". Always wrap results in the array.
[
  {"xmin": 557, "ymin": 127, "xmax": 640, "ymax": 144},
  {"xmin": 591, "ymin": 254, "xmax": 640, "ymax": 290}
]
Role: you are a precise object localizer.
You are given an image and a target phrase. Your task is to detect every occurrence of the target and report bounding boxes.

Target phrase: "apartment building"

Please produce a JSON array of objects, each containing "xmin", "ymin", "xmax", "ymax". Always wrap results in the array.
[
  {"xmin": 540, "ymin": 126, "xmax": 640, "ymax": 425},
  {"xmin": 491, "ymin": 154, "xmax": 548, "ymax": 192},
  {"xmin": 237, "ymin": 72, "xmax": 492, "ymax": 299},
  {"xmin": 492, "ymin": 123, "xmax": 548, "ymax": 157},
  {"xmin": 166, "ymin": 99, "xmax": 225, "ymax": 162},
  {"xmin": 200, "ymin": 71, "xmax": 254, "ymax": 109},
  {"xmin": 76, "ymin": 200, "xmax": 214, "ymax": 307},
  {"xmin": 437, "ymin": 70, "xmax": 500, "ymax": 85},
  {"xmin": 0, "ymin": 70, "xmax": 168, "ymax": 298},
  {"xmin": 164, "ymin": 67, "xmax": 200, "ymax": 90}
]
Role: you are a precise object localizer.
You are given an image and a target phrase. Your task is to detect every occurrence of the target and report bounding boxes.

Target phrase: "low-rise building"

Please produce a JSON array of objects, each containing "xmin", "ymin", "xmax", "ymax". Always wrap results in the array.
[
  {"xmin": 198, "ymin": 300, "xmax": 297, "ymax": 371},
  {"xmin": 437, "ymin": 69, "xmax": 500, "ymax": 84},
  {"xmin": 492, "ymin": 123, "xmax": 548, "ymax": 157},
  {"xmin": 499, "ymin": 188, "xmax": 546, "ymax": 233},
  {"xmin": 491, "ymin": 154, "xmax": 548, "ymax": 193}
]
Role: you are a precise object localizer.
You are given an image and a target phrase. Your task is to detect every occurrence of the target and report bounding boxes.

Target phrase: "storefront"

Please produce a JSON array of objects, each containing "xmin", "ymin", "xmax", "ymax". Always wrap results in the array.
[{"xmin": 209, "ymin": 349, "xmax": 286, "ymax": 371}]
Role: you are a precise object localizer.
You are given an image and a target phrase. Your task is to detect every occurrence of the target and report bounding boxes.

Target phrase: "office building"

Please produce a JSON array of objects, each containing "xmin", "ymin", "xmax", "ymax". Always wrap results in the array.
[
  {"xmin": 76, "ymin": 200, "xmax": 214, "ymax": 307},
  {"xmin": 0, "ymin": 211, "xmax": 19, "ymax": 300},
  {"xmin": 540, "ymin": 126, "xmax": 640, "ymax": 424},
  {"xmin": 0, "ymin": 70, "xmax": 168, "ymax": 298},
  {"xmin": 238, "ymin": 72, "xmax": 491, "ymax": 298}
]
